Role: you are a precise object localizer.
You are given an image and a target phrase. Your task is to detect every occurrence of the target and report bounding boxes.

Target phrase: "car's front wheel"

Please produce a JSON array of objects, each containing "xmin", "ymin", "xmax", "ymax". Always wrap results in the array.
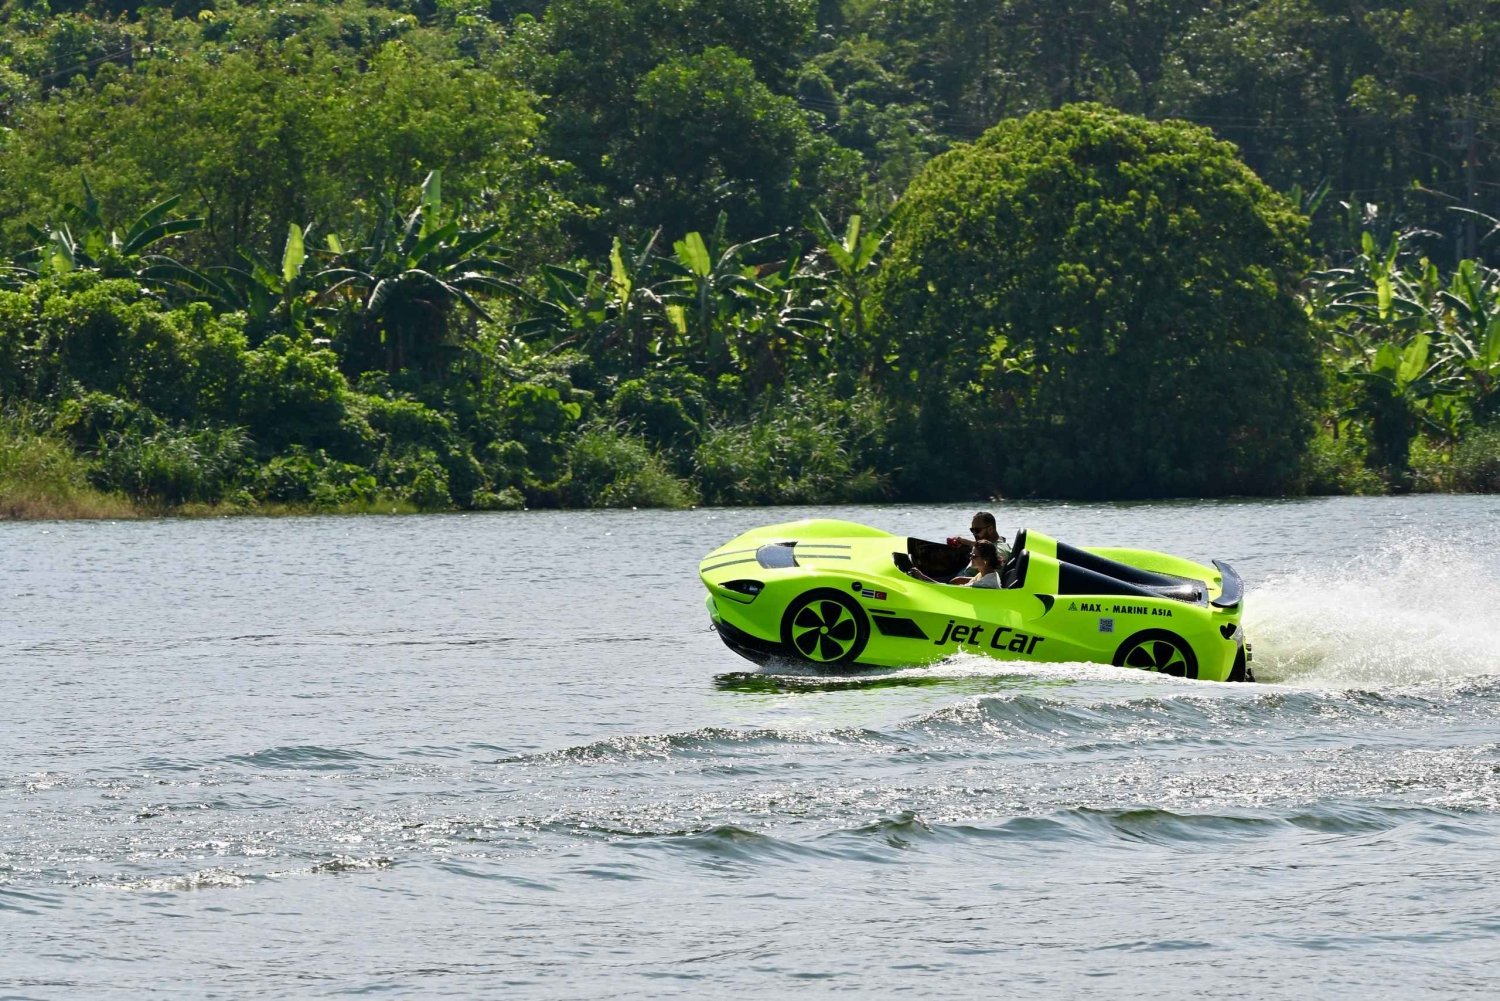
[{"xmin": 779, "ymin": 588, "xmax": 870, "ymax": 665}]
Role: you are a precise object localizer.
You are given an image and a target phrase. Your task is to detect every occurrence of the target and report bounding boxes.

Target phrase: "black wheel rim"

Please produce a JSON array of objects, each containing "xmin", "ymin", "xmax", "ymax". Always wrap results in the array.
[
  {"xmin": 1122, "ymin": 638, "xmax": 1189, "ymax": 676},
  {"xmin": 790, "ymin": 600, "xmax": 858, "ymax": 662}
]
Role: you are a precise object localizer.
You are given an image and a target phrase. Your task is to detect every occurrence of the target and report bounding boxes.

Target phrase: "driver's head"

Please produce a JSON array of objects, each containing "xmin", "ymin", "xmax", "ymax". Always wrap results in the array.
[
  {"xmin": 973, "ymin": 541, "xmax": 1000, "ymax": 572},
  {"xmin": 970, "ymin": 511, "xmax": 998, "ymax": 542}
]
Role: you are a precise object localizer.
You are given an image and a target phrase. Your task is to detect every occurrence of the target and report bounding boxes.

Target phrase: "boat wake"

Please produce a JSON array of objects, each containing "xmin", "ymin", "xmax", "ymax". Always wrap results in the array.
[
  {"xmin": 715, "ymin": 655, "xmax": 1180, "ymax": 695},
  {"xmin": 1247, "ymin": 534, "xmax": 1500, "ymax": 689}
]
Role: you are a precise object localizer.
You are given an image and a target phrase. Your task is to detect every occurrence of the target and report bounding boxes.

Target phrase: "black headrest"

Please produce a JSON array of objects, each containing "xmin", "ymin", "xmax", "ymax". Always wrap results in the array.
[{"xmin": 1003, "ymin": 549, "xmax": 1030, "ymax": 589}]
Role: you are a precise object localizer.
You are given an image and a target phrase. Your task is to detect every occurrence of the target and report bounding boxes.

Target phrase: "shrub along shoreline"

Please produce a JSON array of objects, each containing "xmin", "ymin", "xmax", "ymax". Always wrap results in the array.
[{"xmin": 4, "ymin": 409, "xmax": 1497, "ymax": 523}]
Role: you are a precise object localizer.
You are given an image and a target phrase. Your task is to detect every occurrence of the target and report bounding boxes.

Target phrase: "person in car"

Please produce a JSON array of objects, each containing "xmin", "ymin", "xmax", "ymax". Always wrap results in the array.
[
  {"xmin": 950, "ymin": 541, "xmax": 1002, "ymax": 588},
  {"xmin": 906, "ymin": 541, "xmax": 1003, "ymax": 588},
  {"xmin": 947, "ymin": 511, "xmax": 1000, "ymax": 549},
  {"xmin": 948, "ymin": 511, "xmax": 1010, "ymax": 576}
]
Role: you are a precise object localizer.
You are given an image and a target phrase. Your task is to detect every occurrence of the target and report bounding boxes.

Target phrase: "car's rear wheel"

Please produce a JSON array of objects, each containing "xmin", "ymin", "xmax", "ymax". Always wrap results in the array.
[
  {"xmin": 780, "ymin": 588, "xmax": 870, "ymax": 665},
  {"xmin": 1113, "ymin": 629, "xmax": 1199, "ymax": 680}
]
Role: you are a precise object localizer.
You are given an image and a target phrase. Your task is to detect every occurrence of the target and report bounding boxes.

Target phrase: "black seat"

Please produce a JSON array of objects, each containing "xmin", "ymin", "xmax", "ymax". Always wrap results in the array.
[
  {"xmin": 999, "ymin": 529, "xmax": 1027, "ymax": 584},
  {"xmin": 1002, "ymin": 549, "xmax": 1029, "ymax": 589}
]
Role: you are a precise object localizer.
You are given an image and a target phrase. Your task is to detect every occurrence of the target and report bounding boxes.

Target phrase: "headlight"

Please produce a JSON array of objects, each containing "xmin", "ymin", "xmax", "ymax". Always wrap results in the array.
[{"xmin": 719, "ymin": 579, "xmax": 765, "ymax": 602}]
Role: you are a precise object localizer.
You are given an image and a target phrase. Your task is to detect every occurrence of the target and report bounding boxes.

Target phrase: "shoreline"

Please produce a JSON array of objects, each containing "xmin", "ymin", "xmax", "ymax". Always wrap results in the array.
[{"xmin": 3, "ymin": 484, "xmax": 1494, "ymax": 522}]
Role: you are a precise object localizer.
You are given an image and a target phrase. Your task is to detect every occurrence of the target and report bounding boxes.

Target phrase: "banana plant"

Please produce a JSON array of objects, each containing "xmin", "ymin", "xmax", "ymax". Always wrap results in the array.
[
  {"xmin": 511, "ymin": 264, "xmax": 611, "ymax": 345},
  {"xmin": 601, "ymin": 230, "xmax": 666, "ymax": 367},
  {"xmin": 1338, "ymin": 330, "xmax": 1451, "ymax": 487},
  {"xmin": 164, "ymin": 223, "xmax": 319, "ymax": 341},
  {"xmin": 1, "ymin": 261, "xmax": 37, "ymax": 291},
  {"xmin": 314, "ymin": 171, "xmax": 518, "ymax": 375},
  {"xmin": 660, "ymin": 214, "xmax": 778, "ymax": 377},
  {"xmin": 1434, "ymin": 258, "xmax": 1500, "ymax": 423},
  {"xmin": 1289, "ymin": 177, "xmax": 1332, "ymax": 220},
  {"xmin": 1311, "ymin": 230, "xmax": 1437, "ymax": 333},
  {"xmin": 702, "ymin": 246, "xmax": 823, "ymax": 393},
  {"xmin": 1312, "ymin": 230, "xmax": 1453, "ymax": 485},
  {"xmin": 511, "ymin": 230, "xmax": 667, "ymax": 370},
  {"xmin": 23, "ymin": 177, "xmax": 204, "ymax": 291},
  {"xmin": 806, "ymin": 210, "xmax": 890, "ymax": 348}
]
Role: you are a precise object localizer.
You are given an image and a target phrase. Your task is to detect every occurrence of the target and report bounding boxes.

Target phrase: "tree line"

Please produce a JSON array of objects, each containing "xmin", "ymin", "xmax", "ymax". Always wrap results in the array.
[{"xmin": 0, "ymin": 0, "xmax": 1497, "ymax": 515}]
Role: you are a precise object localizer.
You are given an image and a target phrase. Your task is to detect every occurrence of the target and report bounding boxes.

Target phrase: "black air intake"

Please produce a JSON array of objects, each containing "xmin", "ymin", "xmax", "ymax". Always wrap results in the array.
[
  {"xmin": 1056, "ymin": 561, "xmax": 1205, "ymax": 604},
  {"xmin": 1056, "ymin": 541, "xmax": 1194, "ymax": 590}
]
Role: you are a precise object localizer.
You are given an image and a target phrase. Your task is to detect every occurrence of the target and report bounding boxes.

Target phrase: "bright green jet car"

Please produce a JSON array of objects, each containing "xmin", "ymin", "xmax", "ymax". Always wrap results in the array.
[{"xmin": 700, "ymin": 519, "xmax": 1253, "ymax": 682}]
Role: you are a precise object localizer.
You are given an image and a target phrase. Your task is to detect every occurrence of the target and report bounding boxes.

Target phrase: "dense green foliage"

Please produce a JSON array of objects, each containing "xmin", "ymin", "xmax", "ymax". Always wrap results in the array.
[
  {"xmin": 873, "ymin": 106, "xmax": 1321, "ymax": 498},
  {"xmin": 1310, "ymin": 233, "xmax": 1500, "ymax": 491},
  {"xmin": 1, "ymin": 0, "xmax": 1498, "ymax": 515},
  {"xmin": 1, "ymin": 12, "xmax": 545, "ymax": 262},
  {"xmin": 0, "ymin": 407, "xmax": 135, "ymax": 517}
]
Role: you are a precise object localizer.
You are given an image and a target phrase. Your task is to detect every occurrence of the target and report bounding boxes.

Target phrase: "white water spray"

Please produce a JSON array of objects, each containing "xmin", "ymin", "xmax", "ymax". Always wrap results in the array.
[{"xmin": 1247, "ymin": 534, "xmax": 1500, "ymax": 688}]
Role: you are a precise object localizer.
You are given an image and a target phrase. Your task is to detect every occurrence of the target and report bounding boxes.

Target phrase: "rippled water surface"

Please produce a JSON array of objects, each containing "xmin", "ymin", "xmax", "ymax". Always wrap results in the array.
[{"xmin": 3, "ymin": 497, "xmax": 1499, "ymax": 998}]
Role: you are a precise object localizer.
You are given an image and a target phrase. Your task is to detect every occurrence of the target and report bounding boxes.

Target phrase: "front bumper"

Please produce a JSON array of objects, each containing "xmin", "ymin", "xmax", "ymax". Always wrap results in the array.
[{"xmin": 713, "ymin": 617, "xmax": 783, "ymax": 666}]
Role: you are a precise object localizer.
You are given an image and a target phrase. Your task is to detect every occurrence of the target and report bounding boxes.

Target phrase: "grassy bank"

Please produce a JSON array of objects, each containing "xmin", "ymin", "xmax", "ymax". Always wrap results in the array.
[
  {"xmin": 5, "ymin": 411, "xmax": 1499, "ymax": 522},
  {"xmin": 0, "ymin": 416, "xmax": 433, "ymax": 520},
  {"xmin": 5, "ymin": 453, "xmax": 1499, "ymax": 522},
  {"xmin": 0, "ymin": 416, "xmax": 138, "ymax": 519}
]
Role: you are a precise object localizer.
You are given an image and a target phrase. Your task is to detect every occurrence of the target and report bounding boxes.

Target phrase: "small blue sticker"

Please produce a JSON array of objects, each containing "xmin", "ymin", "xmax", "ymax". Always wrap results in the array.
[{"xmin": 1098, "ymin": 617, "xmax": 1114, "ymax": 633}]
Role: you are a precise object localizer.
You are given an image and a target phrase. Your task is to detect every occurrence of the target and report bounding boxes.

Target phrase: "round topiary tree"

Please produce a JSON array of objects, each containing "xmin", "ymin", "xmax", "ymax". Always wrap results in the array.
[{"xmin": 871, "ymin": 103, "xmax": 1322, "ymax": 499}]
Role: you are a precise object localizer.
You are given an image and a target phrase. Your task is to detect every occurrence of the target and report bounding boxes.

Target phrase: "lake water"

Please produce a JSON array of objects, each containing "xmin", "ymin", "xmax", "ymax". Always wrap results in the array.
[{"xmin": 3, "ymin": 496, "xmax": 1498, "ymax": 998}]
